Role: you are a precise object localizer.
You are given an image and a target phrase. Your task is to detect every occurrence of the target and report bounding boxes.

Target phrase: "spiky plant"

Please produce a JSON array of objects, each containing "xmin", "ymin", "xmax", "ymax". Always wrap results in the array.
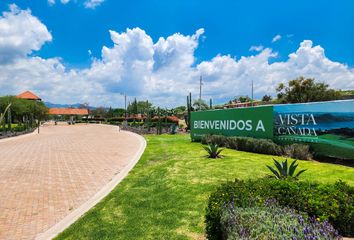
[
  {"xmin": 204, "ymin": 144, "xmax": 223, "ymax": 158},
  {"xmin": 266, "ymin": 158, "xmax": 307, "ymax": 180}
]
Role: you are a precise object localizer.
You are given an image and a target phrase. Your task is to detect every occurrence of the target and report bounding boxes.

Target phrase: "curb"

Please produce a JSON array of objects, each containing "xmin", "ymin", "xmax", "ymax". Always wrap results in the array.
[
  {"xmin": 0, "ymin": 128, "xmax": 38, "ymax": 143},
  {"xmin": 35, "ymin": 129, "xmax": 146, "ymax": 240}
]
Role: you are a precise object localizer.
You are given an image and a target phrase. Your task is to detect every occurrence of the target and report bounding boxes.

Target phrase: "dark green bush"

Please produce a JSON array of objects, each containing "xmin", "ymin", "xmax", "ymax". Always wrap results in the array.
[
  {"xmin": 205, "ymin": 178, "xmax": 354, "ymax": 239},
  {"xmin": 202, "ymin": 135, "xmax": 283, "ymax": 156},
  {"xmin": 201, "ymin": 135, "xmax": 316, "ymax": 160},
  {"xmin": 284, "ymin": 143, "xmax": 312, "ymax": 160},
  {"xmin": 13, "ymin": 124, "xmax": 27, "ymax": 132},
  {"xmin": 201, "ymin": 135, "xmax": 228, "ymax": 146}
]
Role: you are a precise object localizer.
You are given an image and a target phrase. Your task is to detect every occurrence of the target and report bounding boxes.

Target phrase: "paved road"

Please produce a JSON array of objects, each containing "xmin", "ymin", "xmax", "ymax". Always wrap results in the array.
[{"xmin": 0, "ymin": 124, "xmax": 143, "ymax": 240}]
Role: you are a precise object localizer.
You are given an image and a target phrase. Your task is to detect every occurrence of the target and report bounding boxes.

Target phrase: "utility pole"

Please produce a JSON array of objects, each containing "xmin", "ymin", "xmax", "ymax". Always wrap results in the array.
[
  {"xmin": 199, "ymin": 75, "xmax": 203, "ymax": 110},
  {"xmin": 251, "ymin": 79, "xmax": 254, "ymax": 106},
  {"xmin": 120, "ymin": 93, "xmax": 127, "ymax": 120},
  {"xmin": 124, "ymin": 94, "xmax": 127, "ymax": 119}
]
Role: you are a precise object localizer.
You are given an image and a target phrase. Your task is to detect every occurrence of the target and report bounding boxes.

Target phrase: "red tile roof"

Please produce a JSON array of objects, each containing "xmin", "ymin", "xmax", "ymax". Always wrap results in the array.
[
  {"xmin": 17, "ymin": 91, "xmax": 41, "ymax": 100},
  {"xmin": 48, "ymin": 108, "xmax": 89, "ymax": 115}
]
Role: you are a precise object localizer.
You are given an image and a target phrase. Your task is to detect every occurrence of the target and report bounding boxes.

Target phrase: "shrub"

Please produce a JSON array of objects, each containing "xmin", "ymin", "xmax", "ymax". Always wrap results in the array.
[
  {"xmin": 266, "ymin": 158, "xmax": 307, "ymax": 180},
  {"xmin": 284, "ymin": 143, "xmax": 312, "ymax": 160},
  {"xmin": 205, "ymin": 179, "xmax": 354, "ymax": 239},
  {"xmin": 201, "ymin": 135, "xmax": 229, "ymax": 147},
  {"xmin": 201, "ymin": 135, "xmax": 316, "ymax": 160},
  {"xmin": 220, "ymin": 200, "xmax": 340, "ymax": 240},
  {"xmin": 201, "ymin": 135, "xmax": 283, "ymax": 156},
  {"xmin": 204, "ymin": 144, "xmax": 223, "ymax": 158},
  {"xmin": 14, "ymin": 124, "xmax": 27, "ymax": 132}
]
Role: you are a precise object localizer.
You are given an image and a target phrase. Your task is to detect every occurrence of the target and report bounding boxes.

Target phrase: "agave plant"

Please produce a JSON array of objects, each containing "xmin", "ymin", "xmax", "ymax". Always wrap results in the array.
[
  {"xmin": 204, "ymin": 143, "xmax": 223, "ymax": 158},
  {"xmin": 266, "ymin": 158, "xmax": 306, "ymax": 179}
]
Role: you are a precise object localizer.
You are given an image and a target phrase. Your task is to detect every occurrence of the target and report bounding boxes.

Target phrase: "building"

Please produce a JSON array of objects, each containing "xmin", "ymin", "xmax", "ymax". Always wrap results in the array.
[
  {"xmin": 17, "ymin": 91, "xmax": 88, "ymax": 118},
  {"xmin": 16, "ymin": 91, "xmax": 42, "ymax": 101}
]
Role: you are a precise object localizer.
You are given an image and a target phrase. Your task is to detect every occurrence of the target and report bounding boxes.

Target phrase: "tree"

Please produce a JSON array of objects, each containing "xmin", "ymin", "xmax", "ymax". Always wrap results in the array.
[
  {"xmin": 173, "ymin": 106, "xmax": 186, "ymax": 115},
  {"xmin": 262, "ymin": 94, "xmax": 272, "ymax": 102},
  {"xmin": 276, "ymin": 77, "xmax": 340, "ymax": 103},
  {"xmin": 0, "ymin": 96, "xmax": 48, "ymax": 130},
  {"xmin": 231, "ymin": 95, "xmax": 252, "ymax": 103},
  {"xmin": 90, "ymin": 107, "xmax": 107, "ymax": 117},
  {"xmin": 112, "ymin": 108, "xmax": 125, "ymax": 117},
  {"xmin": 193, "ymin": 99, "xmax": 209, "ymax": 110},
  {"xmin": 127, "ymin": 100, "xmax": 152, "ymax": 115}
]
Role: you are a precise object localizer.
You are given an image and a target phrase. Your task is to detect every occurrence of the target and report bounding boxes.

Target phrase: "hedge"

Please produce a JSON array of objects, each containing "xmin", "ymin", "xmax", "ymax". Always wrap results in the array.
[
  {"xmin": 201, "ymin": 135, "xmax": 283, "ymax": 156},
  {"xmin": 201, "ymin": 135, "xmax": 312, "ymax": 160},
  {"xmin": 205, "ymin": 178, "xmax": 354, "ymax": 239}
]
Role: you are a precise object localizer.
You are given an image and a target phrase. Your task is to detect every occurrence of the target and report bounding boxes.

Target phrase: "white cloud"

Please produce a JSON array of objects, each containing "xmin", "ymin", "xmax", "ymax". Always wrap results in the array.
[
  {"xmin": 47, "ymin": 0, "xmax": 70, "ymax": 5},
  {"xmin": 84, "ymin": 0, "xmax": 105, "ymax": 9},
  {"xmin": 49, "ymin": 0, "xmax": 104, "ymax": 9},
  {"xmin": 249, "ymin": 45, "xmax": 264, "ymax": 52},
  {"xmin": 272, "ymin": 34, "xmax": 282, "ymax": 43},
  {"xmin": 0, "ymin": 5, "xmax": 353, "ymax": 107},
  {"xmin": 0, "ymin": 4, "xmax": 52, "ymax": 63}
]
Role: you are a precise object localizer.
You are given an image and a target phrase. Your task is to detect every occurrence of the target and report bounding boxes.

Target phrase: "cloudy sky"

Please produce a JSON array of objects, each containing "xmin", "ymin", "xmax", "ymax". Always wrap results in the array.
[{"xmin": 0, "ymin": 0, "xmax": 353, "ymax": 107}]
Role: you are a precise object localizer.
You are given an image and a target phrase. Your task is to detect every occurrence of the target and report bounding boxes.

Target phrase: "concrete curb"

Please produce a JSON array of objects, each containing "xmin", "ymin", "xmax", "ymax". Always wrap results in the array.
[{"xmin": 35, "ymin": 129, "xmax": 146, "ymax": 240}]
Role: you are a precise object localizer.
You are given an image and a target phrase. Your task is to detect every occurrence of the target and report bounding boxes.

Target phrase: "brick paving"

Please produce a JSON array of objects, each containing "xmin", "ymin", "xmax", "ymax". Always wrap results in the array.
[{"xmin": 0, "ymin": 124, "xmax": 143, "ymax": 240}]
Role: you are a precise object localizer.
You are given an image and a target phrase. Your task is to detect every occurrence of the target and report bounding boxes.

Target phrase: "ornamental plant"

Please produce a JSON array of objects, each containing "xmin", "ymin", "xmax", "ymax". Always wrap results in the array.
[
  {"xmin": 204, "ymin": 143, "xmax": 224, "ymax": 158},
  {"xmin": 266, "ymin": 158, "xmax": 307, "ymax": 179},
  {"xmin": 220, "ymin": 199, "xmax": 341, "ymax": 240}
]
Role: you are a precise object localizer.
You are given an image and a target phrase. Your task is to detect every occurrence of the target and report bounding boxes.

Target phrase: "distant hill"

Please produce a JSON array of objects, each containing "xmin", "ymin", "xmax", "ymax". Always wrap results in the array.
[{"xmin": 44, "ymin": 102, "xmax": 96, "ymax": 110}]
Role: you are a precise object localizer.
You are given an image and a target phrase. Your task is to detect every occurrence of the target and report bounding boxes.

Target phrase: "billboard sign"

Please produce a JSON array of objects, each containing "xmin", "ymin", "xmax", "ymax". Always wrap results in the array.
[
  {"xmin": 191, "ymin": 100, "xmax": 354, "ymax": 160},
  {"xmin": 191, "ymin": 106, "xmax": 273, "ymax": 140},
  {"xmin": 273, "ymin": 100, "xmax": 354, "ymax": 159}
]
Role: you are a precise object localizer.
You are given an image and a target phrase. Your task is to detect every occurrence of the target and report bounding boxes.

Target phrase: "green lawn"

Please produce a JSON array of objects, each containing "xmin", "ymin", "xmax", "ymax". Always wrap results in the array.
[{"xmin": 56, "ymin": 134, "xmax": 354, "ymax": 240}]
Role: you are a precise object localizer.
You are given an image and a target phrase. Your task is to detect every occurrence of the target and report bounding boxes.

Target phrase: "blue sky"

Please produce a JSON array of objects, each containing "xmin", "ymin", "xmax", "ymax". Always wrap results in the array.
[
  {"xmin": 0, "ymin": 0, "xmax": 353, "ymax": 107},
  {"xmin": 5, "ymin": 0, "xmax": 353, "ymax": 68}
]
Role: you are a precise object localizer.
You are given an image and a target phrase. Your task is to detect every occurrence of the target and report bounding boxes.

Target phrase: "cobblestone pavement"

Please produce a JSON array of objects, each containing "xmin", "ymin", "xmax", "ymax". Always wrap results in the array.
[{"xmin": 0, "ymin": 124, "xmax": 143, "ymax": 240}]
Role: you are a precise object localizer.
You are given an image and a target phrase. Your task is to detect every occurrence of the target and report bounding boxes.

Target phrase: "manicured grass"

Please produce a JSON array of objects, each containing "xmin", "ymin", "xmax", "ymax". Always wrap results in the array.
[{"xmin": 56, "ymin": 134, "xmax": 354, "ymax": 240}]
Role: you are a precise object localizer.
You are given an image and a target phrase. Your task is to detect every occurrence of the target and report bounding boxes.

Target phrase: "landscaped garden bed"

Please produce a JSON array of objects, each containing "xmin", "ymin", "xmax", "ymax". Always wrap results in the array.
[{"xmin": 55, "ymin": 134, "xmax": 354, "ymax": 239}]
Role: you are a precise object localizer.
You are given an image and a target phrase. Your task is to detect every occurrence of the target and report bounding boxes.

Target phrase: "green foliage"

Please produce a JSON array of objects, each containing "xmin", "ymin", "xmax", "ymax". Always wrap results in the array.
[
  {"xmin": 339, "ymin": 89, "xmax": 354, "ymax": 99},
  {"xmin": 284, "ymin": 143, "xmax": 312, "ymax": 160},
  {"xmin": 0, "ymin": 96, "xmax": 48, "ymax": 130},
  {"xmin": 276, "ymin": 76, "xmax": 340, "ymax": 103},
  {"xmin": 185, "ymin": 92, "xmax": 193, "ymax": 130},
  {"xmin": 202, "ymin": 135, "xmax": 283, "ymax": 156},
  {"xmin": 128, "ymin": 121, "xmax": 144, "ymax": 127},
  {"xmin": 127, "ymin": 99, "xmax": 152, "ymax": 115},
  {"xmin": 0, "ymin": 103, "xmax": 11, "ymax": 125},
  {"xmin": 261, "ymin": 94, "xmax": 272, "ymax": 102},
  {"xmin": 205, "ymin": 179, "xmax": 354, "ymax": 239},
  {"xmin": 54, "ymin": 135, "xmax": 354, "ymax": 240},
  {"xmin": 230, "ymin": 95, "xmax": 252, "ymax": 104},
  {"xmin": 172, "ymin": 106, "xmax": 186, "ymax": 115},
  {"xmin": 201, "ymin": 135, "xmax": 315, "ymax": 160},
  {"xmin": 106, "ymin": 107, "xmax": 125, "ymax": 118},
  {"xmin": 266, "ymin": 158, "xmax": 307, "ymax": 179},
  {"xmin": 220, "ymin": 201, "xmax": 340, "ymax": 240},
  {"xmin": 193, "ymin": 99, "xmax": 209, "ymax": 110},
  {"xmin": 203, "ymin": 144, "xmax": 223, "ymax": 158}
]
